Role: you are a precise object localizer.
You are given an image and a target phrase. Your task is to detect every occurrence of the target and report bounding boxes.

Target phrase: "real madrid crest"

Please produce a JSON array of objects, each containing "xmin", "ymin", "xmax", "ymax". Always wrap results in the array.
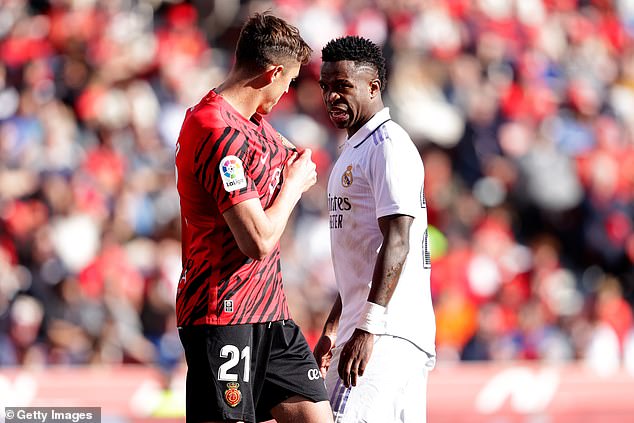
[
  {"xmin": 341, "ymin": 165, "xmax": 353, "ymax": 187},
  {"xmin": 224, "ymin": 382, "xmax": 242, "ymax": 407}
]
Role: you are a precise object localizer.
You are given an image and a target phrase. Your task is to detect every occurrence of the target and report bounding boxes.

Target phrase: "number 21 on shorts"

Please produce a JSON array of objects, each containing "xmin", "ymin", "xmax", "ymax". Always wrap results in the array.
[{"xmin": 218, "ymin": 345, "xmax": 251, "ymax": 382}]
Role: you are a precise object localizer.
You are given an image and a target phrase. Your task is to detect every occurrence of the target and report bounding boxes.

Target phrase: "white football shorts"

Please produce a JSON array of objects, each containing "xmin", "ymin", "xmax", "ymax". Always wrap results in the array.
[{"xmin": 326, "ymin": 335, "xmax": 435, "ymax": 423}]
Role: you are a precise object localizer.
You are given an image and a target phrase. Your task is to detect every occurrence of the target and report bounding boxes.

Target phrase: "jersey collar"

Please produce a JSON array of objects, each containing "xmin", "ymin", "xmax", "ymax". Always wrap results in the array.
[
  {"xmin": 209, "ymin": 89, "xmax": 263, "ymax": 129},
  {"xmin": 346, "ymin": 108, "xmax": 391, "ymax": 148}
]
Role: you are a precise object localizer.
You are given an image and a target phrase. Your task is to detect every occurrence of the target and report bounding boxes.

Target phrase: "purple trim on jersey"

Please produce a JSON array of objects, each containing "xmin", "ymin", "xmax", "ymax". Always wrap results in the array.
[
  {"xmin": 336, "ymin": 386, "xmax": 351, "ymax": 418},
  {"xmin": 330, "ymin": 378, "xmax": 341, "ymax": 405},
  {"xmin": 332, "ymin": 380, "xmax": 351, "ymax": 418},
  {"xmin": 373, "ymin": 125, "xmax": 390, "ymax": 145},
  {"xmin": 352, "ymin": 119, "xmax": 391, "ymax": 148},
  {"xmin": 379, "ymin": 125, "xmax": 390, "ymax": 143}
]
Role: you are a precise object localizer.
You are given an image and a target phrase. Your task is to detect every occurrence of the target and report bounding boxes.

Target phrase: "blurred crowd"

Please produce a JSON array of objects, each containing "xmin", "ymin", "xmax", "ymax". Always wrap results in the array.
[{"xmin": 1, "ymin": 0, "xmax": 634, "ymax": 376}]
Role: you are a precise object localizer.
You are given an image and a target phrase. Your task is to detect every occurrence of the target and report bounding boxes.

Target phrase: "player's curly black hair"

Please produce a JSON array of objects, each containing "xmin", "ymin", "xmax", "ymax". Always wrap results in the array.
[{"xmin": 321, "ymin": 36, "xmax": 387, "ymax": 92}]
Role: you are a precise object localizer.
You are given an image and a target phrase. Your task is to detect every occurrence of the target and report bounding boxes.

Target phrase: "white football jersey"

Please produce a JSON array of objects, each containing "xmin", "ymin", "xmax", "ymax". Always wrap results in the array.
[{"xmin": 327, "ymin": 108, "xmax": 436, "ymax": 357}]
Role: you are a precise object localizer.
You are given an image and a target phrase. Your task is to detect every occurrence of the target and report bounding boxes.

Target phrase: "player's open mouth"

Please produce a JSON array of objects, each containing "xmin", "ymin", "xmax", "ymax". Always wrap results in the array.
[{"xmin": 329, "ymin": 109, "xmax": 348, "ymax": 124}]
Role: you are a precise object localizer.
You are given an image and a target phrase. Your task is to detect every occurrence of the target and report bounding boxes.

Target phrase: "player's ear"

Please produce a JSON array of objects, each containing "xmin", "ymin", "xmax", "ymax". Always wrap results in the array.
[
  {"xmin": 265, "ymin": 64, "xmax": 285, "ymax": 84},
  {"xmin": 369, "ymin": 78, "xmax": 381, "ymax": 99}
]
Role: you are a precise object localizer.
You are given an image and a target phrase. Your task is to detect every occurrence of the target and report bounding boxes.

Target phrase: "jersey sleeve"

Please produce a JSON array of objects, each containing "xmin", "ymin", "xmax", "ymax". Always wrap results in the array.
[
  {"xmin": 367, "ymin": 131, "xmax": 424, "ymax": 219},
  {"xmin": 193, "ymin": 125, "xmax": 259, "ymax": 213}
]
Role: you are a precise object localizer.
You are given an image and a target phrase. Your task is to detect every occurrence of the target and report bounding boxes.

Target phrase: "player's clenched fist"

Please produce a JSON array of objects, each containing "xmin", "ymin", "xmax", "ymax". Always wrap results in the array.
[{"xmin": 313, "ymin": 334, "xmax": 335, "ymax": 379}]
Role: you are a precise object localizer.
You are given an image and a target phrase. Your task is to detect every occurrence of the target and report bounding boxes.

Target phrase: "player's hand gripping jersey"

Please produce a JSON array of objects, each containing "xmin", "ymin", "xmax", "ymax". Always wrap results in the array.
[{"xmin": 175, "ymin": 90, "xmax": 294, "ymax": 326}]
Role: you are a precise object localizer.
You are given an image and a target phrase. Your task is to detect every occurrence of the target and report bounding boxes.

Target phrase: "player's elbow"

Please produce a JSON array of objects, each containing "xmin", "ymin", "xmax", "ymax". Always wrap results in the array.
[
  {"xmin": 399, "ymin": 235, "xmax": 411, "ymax": 252},
  {"xmin": 237, "ymin": 237, "xmax": 275, "ymax": 260},
  {"xmin": 229, "ymin": 219, "xmax": 276, "ymax": 260},
  {"xmin": 388, "ymin": 237, "xmax": 410, "ymax": 259},
  {"xmin": 243, "ymin": 246, "xmax": 271, "ymax": 261}
]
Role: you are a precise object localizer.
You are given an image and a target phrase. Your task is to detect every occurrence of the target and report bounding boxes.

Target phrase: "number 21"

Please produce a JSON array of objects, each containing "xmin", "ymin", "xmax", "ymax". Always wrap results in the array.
[{"xmin": 218, "ymin": 345, "xmax": 251, "ymax": 382}]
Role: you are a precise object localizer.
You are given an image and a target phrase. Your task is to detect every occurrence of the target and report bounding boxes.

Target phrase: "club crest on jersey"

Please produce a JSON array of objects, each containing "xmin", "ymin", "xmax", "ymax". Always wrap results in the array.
[
  {"xmin": 220, "ymin": 155, "xmax": 247, "ymax": 192},
  {"xmin": 224, "ymin": 382, "xmax": 242, "ymax": 407},
  {"xmin": 341, "ymin": 165, "xmax": 353, "ymax": 187}
]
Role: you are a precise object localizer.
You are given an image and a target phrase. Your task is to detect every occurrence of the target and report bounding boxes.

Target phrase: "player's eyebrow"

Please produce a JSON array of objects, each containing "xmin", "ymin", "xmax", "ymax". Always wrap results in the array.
[{"xmin": 319, "ymin": 78, "xmax": 353, "ymax": 85}]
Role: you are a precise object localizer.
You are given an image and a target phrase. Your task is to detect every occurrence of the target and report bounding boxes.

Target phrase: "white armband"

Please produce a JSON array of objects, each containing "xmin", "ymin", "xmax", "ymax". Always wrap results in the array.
[{"xmin": 356, "ymin": 301, "xmax": 386, "ymax": 335}]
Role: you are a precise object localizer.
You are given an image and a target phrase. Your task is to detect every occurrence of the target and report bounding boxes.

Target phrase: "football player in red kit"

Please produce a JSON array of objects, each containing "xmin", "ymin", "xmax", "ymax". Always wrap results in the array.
[{"xmin": 175, "ymin": 12, "xmax": 333, "ymax": 423}]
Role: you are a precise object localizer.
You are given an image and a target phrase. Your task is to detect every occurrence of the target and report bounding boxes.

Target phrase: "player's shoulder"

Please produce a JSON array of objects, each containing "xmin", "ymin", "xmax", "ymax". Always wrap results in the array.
[
  {"xmin": 367, "ymin": 120, "xmax": 423, "ymax": 166},
  {"xmin": 187, "ymin": 94, "xmax": 234, "ymax": 131},
  {"xmin": 383, "ymin": 120, "xmax": 413, "ymax": 143},
  {"xmin": 366, "ymin": 119, "xmax": 415, "ymax": 152}
]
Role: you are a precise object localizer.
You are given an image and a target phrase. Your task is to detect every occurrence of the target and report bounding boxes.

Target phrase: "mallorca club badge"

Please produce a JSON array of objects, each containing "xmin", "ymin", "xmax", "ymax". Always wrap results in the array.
[
  {"xmin": 341, "ymin": 165, "xmax": 353, "ymax": 187},
  {"xmin": 225, "ymin": 382, "xmax": 242, "ymax": 407}
]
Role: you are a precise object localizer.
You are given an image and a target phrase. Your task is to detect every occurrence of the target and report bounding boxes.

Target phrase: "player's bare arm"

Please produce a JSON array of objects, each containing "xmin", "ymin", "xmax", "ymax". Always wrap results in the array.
[
  {"xmin": 314, "ymin": 294, "xmax": 342, "ymax": 378},
  {"xmin": 368, "ymin": 214, "xmax": 413, "ymax": 306},
  {"xmin": 337, "ymin": 214, "xmax": 413, "ymax": 388},
  {"xmin": 223, "ymin": 149, "xmax": 316, "ymax": 260}
]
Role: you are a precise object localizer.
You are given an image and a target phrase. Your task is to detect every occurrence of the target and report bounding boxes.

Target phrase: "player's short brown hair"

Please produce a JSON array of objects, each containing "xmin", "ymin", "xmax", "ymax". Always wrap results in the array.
[{"xmin": 235, "ymin": 12, "xmax": 312, "ymax": 71}]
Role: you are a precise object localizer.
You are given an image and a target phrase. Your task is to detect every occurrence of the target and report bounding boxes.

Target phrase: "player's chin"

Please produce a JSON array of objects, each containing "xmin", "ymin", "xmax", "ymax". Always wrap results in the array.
[
  {"xmin": 329, "ymin": 117, "xmax": 349, "ymax": 129},
  {"xmin": 259, "ymin": 102, "xmax": 276, "ymax": 115}
]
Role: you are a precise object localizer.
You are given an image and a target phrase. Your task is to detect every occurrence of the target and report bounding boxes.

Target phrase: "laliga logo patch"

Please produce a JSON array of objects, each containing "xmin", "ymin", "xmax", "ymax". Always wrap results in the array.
[
  {"xmin": 341, "ymin": 165, "xmax": 353, "ymax": 187},
  {"xmin": 225, "ymin": 382, "xmax": 242, "ymax": 407},
  {"xmin": 220, "ymin": 155, "xmax": 247, "ymax": 192}
]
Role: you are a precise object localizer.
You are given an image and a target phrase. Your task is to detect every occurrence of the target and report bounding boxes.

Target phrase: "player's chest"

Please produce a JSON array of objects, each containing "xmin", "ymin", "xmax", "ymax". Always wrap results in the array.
[
  {"xmin": 241, "ymin": 128, "xmax": 290, "ymax": 202},
  {"xmin": 329, "ymin": 149, "xmax": 370, "ymax": 196},
  {"xmin": 328, "ymin": 155, "xmax": 374, "ymax": 224}
]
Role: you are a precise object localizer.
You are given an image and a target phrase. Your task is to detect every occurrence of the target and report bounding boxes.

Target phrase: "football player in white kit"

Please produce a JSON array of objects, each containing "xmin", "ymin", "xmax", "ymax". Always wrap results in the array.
[{"xmin": 314, "ymin": 36, "xmax": 437, "ymax": 422}]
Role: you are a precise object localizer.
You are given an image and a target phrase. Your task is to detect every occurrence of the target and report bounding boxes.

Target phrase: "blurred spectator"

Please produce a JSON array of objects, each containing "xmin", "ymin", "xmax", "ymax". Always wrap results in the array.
[
  {"xmin": 0, "ymin": 0, "xmax": 632, "ymax": 371},
  {"xmin": 0, "ymin": 295, "xmax": 46, "ymax": 366}
]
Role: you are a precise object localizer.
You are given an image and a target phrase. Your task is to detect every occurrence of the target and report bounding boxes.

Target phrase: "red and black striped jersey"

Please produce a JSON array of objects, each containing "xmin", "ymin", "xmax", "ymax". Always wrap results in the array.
[{"xmin": 175, "ymin": 90, "xmax": 294, "ymax": 326}]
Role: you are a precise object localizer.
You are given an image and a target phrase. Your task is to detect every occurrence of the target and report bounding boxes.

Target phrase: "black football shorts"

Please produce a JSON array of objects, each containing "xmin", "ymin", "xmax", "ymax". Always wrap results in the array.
[{"xmin": 178, "ymin": 320, "xmax": 328, "ymax": 422}]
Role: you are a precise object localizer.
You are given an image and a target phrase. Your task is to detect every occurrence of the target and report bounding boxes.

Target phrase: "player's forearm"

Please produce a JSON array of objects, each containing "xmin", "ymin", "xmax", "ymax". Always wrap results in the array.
[
  {"xmin": 322, "ymin": 294, "xmax": 342, "ymax": 337},
  {"xmin": 255, "ymin": 148, "xmax": 315, "ymax": 252},
  {"xmin": 224, "ymin": 193, "xmax": 300, "ymax": 260},
  {"xmin": 225, "ymin": 164, "xmax": 312, "ymax": 260},
  {"xmin": 260, "ymin": 182, "xmax": 303, "ymax": 243},
  {"xmin": 368, "ymin": 243, "xmax": 408, "ymax": 306}
]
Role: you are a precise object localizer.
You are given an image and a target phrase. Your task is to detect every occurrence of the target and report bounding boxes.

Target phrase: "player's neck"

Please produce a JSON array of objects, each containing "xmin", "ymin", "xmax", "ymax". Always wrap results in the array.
[
  {"xmin": 216, "ymin": 74, "xmax": 262, "ymax": 121},
  {"xmin": 346, "ymin": 101, "xmax": 385, "ymax": 138}
]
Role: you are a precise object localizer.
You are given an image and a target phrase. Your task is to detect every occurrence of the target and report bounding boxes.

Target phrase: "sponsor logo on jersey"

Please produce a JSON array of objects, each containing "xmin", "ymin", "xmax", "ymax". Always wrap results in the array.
[
  {"xmin": 327, "ymin": 194, "xmax": 351, "ymax": 212},
  {"xmin": 224, "ymin": 382, "xmax": 242, "ymax": 407},
  {"xmin": 220, "ymin": 155, "xmax": 247, "ymax": 192},
  {"xmin": 341, "ymin": 165, "xmax": 353, "ymax": 187},
  {"xmin": 328, "ymin": 194, "xmax": 351, "ymax": 229}
]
